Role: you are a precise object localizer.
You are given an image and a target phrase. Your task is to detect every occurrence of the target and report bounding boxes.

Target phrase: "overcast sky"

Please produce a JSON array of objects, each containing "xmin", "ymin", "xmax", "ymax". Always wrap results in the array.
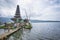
[{"xmin": 0, "ymin": 0, "xmax": 60, "ymax": 20}]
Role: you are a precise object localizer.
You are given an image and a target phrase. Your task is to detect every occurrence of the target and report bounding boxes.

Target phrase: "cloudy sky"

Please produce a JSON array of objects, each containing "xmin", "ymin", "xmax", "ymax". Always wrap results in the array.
[{"xmin": 0, "ymin": 0, "xmax": 60, "ymax": 20}]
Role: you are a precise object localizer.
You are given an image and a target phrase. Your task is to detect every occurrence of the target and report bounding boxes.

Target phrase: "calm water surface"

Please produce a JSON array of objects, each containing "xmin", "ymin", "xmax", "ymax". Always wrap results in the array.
[
  {"xmin": 0, "ymin": 29, "xmax": 8, "ymax": 35},
  {"xmin": 8, "ymin": 22, "xmax": 60, "ymax": 40}
]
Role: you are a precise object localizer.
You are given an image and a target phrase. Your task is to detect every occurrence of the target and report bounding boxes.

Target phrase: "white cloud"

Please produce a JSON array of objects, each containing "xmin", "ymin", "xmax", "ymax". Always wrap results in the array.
[{"xmin": 0, "ymin": 0, "xmax": 60, "ymax": 20}]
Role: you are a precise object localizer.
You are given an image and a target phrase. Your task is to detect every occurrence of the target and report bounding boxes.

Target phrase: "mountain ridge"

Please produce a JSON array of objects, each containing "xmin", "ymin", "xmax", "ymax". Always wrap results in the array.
[{"xmin": 0, "ymin": 17, "xmax": 13, "ymax": 23}]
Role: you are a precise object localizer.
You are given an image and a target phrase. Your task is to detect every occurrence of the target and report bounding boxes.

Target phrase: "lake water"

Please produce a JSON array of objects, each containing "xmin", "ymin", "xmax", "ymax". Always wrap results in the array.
[
  {"xmin": 1, "ymin": 22, "xmax": 60, "ymax": 40},
  {"xmin": 0, "ymin": 29, "xmax": 8, "ymax": 35}
]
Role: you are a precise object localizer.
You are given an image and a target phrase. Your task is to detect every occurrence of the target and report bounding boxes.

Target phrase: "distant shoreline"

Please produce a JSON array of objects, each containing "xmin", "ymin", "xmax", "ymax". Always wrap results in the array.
[{"xmin": 30, "ymin": 20, "xmax": 60, "ymax": 23}]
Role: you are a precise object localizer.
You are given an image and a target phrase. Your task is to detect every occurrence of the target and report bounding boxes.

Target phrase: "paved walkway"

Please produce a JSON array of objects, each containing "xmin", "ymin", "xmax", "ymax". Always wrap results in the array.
[{"xmin": 0, "ymin": 27, "xmax": 21, "ymax": 40}]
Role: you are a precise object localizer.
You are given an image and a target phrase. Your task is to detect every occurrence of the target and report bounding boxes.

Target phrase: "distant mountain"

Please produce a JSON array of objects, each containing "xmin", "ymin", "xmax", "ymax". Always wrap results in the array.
[
  {"xmin": 30, "ymin": 20, "xmax": 60, "ymax": 23},
  {"xmin": 0, "ymin": 17, "xmax": 13, "ymax": 24},
  {"xmin": 0, "ymin": 17, "xmax": 60, "ymax": 24}
]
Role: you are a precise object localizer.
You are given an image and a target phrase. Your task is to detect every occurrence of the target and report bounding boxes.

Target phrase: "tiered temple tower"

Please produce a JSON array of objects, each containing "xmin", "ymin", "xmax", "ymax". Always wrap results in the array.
[{"xmin": 11, "ymin": 5, "xmax": 22, "ymax": 23}]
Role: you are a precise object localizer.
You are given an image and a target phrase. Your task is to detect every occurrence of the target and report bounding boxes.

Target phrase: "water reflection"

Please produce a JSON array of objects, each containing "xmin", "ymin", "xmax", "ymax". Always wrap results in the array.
[
  {"xmin": 22, "ymin": 29, "xmax": 31, "ymax": 40},
  {"xmin": 8, "ymin": 28, "xmax": 31, "ymax": 40},
  {"xmin": 8, "ymin": 29, "xmax": 23, "ymax": 40},
  {"xmin": 8, "ymin": 22, "xmax": 60, "ymax": 40}
]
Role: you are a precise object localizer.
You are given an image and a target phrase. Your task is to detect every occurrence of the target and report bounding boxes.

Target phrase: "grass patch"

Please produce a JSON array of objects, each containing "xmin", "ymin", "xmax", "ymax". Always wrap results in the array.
[
  {"xmin": 24, "ymin": 23, "xmax": 32, "ymax": 29},
  {"xmin": 0, "ymin": 25, "xmax": 5, "ymax": 28},
  {"xmin": 0, "ymin": 25, "xmax": 16, "ymax": 29}
]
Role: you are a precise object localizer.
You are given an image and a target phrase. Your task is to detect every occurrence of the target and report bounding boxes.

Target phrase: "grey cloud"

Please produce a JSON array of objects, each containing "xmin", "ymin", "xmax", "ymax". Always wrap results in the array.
[
  {"xmin": 53, "ymin": 7, "xmax": 60, "ymax": 12},
  {"xmin": 45, "ymin": 0, "xmax": 60, "ymax": 6},
  {"xmin": 0, "ymin": 0, "xmax": 60, "ymax": 20},
  {"xmin": 0, "ymin": 0, "xmax": 17, "ymax": 17},
  {"xmin": 0, "ymin": 0, "xmax": 17, "ymax": 9}
]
